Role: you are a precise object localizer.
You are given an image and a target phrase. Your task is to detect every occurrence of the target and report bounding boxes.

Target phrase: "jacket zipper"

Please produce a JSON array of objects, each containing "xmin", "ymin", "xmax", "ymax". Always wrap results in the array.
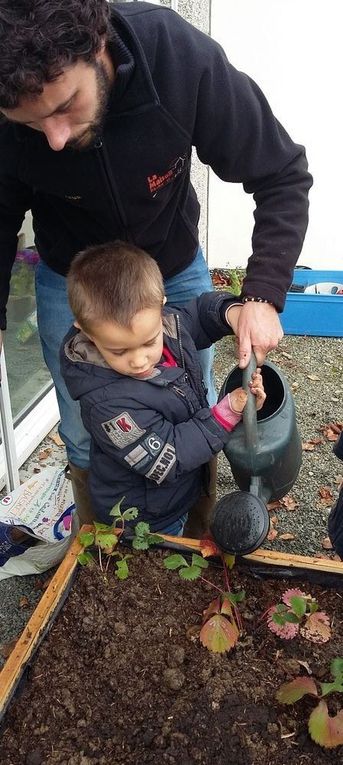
[
  {"xmin": 94, "ymin": 137, "xmax": 132, "ymax": 242},
  {"xmin": 175, "ymin": 314, "xmax": 187, "ymax": 378}
]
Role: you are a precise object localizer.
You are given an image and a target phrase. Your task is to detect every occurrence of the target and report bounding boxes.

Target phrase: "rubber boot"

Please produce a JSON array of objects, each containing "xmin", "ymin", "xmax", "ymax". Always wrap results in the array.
[
  {"xmin": 183, "ymin": 455, "xmax": 218, "ymax": 539},
  {"xmin": 65, "ymin": 462, "xmax": 97, "ymax": 527}
]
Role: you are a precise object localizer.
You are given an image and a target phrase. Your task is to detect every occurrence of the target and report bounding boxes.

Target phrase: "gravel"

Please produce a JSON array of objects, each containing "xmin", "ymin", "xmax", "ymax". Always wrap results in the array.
[{"xmin": 0, "ymin": 333, "xmax": 342, "ymax": 662}]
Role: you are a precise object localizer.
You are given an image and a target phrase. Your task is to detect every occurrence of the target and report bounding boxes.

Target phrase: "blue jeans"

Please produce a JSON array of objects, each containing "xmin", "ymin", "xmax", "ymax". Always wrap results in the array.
[{"xmin": 35, "ymin": 247, "xmax": 216, "ymax": 468}]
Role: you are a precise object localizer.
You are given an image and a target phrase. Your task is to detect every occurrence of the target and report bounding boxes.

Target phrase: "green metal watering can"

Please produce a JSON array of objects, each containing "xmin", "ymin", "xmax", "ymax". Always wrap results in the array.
[{"xmin": 210, "ymin": 354, "xmax": 302, "ymax": 555}]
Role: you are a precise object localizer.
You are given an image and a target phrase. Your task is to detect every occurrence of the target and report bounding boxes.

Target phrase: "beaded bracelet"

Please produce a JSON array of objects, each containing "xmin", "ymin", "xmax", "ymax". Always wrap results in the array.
[{"xmin": 242, "ymin": 296, "xmax": 274, "ymax": 306}]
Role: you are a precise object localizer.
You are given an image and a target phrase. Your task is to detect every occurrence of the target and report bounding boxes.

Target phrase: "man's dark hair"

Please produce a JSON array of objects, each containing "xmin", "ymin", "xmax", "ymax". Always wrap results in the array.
[{"xmin": 0, "ymin": 0, "xmax": 111, "ymax": 109}]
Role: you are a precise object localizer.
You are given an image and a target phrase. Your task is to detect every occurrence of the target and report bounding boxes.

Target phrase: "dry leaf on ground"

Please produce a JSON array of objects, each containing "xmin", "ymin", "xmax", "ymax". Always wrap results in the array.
[
  {"xmin": 279, "ymin": 533, "xmax": 297, "ymax": 541},
  {"xmin": 49, "ymin": 432, "xmax": 65, "ymax": 447},
  {"xmin": 38, "ymin": 448, "xmax": 52, "ymax": 461}
]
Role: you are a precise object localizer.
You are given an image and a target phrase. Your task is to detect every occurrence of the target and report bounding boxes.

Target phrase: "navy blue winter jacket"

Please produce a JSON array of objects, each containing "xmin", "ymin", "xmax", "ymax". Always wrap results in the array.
[
  {"xmin": 61, "ymin": 291, "xmax": 239, "ymax": 530},
  {"xmin": 0, "ymin": 2, "xmax": 312, "ymax": 329}
]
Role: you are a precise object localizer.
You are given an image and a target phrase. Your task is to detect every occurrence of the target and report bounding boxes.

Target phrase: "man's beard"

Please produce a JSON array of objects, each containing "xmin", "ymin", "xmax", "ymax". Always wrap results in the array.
[{"xmin": 66, "ymin": 60, "xmax": 111, "ymax": 151}]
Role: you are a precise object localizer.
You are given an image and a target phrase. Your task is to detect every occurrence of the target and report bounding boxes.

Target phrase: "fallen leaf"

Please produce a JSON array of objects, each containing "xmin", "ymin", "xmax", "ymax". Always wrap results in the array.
[
  {"xmin": 267, "ymin": 500, "xmax": 282, "ymax": 512},
  {"xmin": 307, "ymin": 374, "xmax": 321, "ymax": 381},
  {"xmin": 200, "ymin": 538, "xmax": 221, "ymax": 558},
  {"xmin": 38, "ymin": 447, "xmax": 52, "ymax": 461},
  {"xmin": 0, "ymin": 636, "xmax": 20, "ymax": 659},
  {"xmin": 308, "ymin": 701, "xmax": 343, "ymax": 748},
  {"xmin": 297, "ymin": 660, "xmax": 312, "ymax": 675},
  {"xmin": 49, "ymin": 432, "xmax": 65, "ymax": 447},
  {"xmin": 19, "ymin": 596, "xmax": 30, "ymax": 609},
  {"xmin": 302, "ymin": 438, "xmax": 324, "ymax": 451},
  {"xmin": 322, "ymin": 537, "xmax": 333, "ymax": 550},
  {"xmin": 320, "ymin": 422, "xmax": 343, "ymax": 442},
  {"xmin": 300, "ymin": 612, "xmax": 331, "ymax": 643},
  {"xmin": 276, "ymin": 676, "xmax": 318, "ymax": 704},
  {"xmin": 318, "ymin": 486, "xmax": 334, "ymax": 507},
  {"xmin": 267, "ymin": 528, "xmax": 278, "ymax": 542},
  {"xmin": 280, "ymin": 496, "xmax": 299, "ymax": 511},
  {"xmin": 270, "ymin": 515, "xmax": 279, "ymax": 525},
  {"xmin": 279, "ymin": 533, "xmax": 297, "ymax": 541}
]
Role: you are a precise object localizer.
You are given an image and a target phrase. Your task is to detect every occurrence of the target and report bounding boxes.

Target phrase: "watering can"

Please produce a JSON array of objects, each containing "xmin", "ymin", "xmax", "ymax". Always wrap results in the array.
[{"xmin": 210, "ymin": 354, "xmax": 302, "ymax": 555}]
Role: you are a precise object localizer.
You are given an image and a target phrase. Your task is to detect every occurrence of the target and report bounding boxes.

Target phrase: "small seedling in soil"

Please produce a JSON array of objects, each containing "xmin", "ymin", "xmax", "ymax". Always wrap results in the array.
[
  {"xmin": 77, "ymin": 499, "xmax": 162, "ymax": 577},
  {"xmin": 265, "ymin": 588, "xmax": 331, "ymax": 643},
  {"xmin": 164, "ymin": 542, "xmax": 245, "ymax": 654},
  {"xmin": 276, "ymin": 658, "xmax": 343, "ymax": 748}
]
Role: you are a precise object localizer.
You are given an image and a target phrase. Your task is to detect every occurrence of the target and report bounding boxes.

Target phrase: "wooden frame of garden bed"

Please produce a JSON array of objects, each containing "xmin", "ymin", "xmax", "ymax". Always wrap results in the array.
[{"xmin": 1, "ymin": 528, "xmax": 343, "ymax": 721}]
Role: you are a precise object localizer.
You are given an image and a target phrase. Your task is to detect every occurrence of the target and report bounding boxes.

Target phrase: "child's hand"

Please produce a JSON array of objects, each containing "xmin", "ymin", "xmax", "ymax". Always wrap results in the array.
[
  {"xmin": 229, "ymin": 368, "xmax": 266, "ymax": 413},
  {"xmin": 248, "ymin": 368, "xmax": 266, "ymax": 411}
]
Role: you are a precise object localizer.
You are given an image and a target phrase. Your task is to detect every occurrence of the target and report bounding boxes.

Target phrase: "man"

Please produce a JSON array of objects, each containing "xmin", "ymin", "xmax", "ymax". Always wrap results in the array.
[{"xmin": 0, "ymin": 1, "xmax": 312, "ymax": 525}]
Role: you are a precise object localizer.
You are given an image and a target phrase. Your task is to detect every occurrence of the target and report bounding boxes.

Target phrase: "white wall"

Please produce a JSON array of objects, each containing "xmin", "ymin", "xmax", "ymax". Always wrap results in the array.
[{"xmin": 208, "ymin": 0, "xmax": 342, "ymax": 270}]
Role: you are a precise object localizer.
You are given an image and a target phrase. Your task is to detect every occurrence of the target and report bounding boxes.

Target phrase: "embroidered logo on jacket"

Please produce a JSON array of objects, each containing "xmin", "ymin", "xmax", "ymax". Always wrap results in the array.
[
  {"xmin": 147, "ymin": 155, "xmax": 187, "ymax": 197},
  {"xmin": 145, "ymin": 444, "xmax": 176, "ymax": 484},
  {"xmin": 101, "ymin": 412, "xmax": 146, "ymax": 449}
]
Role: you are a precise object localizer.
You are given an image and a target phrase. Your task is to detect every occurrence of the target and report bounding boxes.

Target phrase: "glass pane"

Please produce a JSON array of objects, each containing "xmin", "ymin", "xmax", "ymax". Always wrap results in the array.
[{"xmin": 5, "ymin": 249, "xmax": 52, "ymax": 422}]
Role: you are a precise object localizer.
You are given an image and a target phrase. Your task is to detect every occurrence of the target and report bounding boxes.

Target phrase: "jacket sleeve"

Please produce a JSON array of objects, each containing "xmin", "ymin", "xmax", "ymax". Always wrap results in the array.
[
  {"xmin": 148, "ymin": 10, "xmax": 313, "ymax": 310},
  {"xmin": 89, "ymin": 398, "xmax": 236, "ymax": 485},
  {"xmin": 0, "ymin": 159, "xmax": 33, "ymax": 330},
  {"xmin": 173, "ymin": 291, "xmax": 240, "ymax": 350}
]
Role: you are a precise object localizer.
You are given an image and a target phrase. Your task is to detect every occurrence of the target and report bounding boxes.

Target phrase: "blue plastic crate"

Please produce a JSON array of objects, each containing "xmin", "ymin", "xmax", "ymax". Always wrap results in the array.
[{"xmin": 281, "ymin": 269, "xmax": 343, "ymax": 337}]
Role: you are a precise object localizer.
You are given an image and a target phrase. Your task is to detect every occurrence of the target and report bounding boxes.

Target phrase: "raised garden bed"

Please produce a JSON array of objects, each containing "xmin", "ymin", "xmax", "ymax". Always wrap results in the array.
[{"xmin": 1, "ymin": 530, "xmax": 343, "ymax": 764}]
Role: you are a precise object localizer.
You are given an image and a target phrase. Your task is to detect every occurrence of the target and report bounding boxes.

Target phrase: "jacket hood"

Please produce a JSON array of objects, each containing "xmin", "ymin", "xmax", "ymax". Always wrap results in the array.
[{"xmin": 62, "ymin": 328, "xmax": 119, "ymax": 400}]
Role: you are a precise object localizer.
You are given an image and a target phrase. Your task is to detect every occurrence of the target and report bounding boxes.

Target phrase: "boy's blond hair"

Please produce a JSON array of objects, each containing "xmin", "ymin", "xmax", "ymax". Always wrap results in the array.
[{"xmin": 67, "ymin": 240, "xmax": 165, "ymax": 331}]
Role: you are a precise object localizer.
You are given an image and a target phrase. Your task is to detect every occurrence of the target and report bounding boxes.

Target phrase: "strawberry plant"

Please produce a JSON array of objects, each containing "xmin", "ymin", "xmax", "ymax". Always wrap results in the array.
[
  {"xmin": 276, "ymin": 658, "xmax": 343, "ymax": 748},
  {"xmin": 77, "ymin": 498, "xmax": 162, "ymax": 578},
  {"xmin": 264, "ymin": 588, "xmax": 331, "ymax": 643},
  {"xmin": 163, "ymin": 542, "xmax": 245, "ymax": 654}
]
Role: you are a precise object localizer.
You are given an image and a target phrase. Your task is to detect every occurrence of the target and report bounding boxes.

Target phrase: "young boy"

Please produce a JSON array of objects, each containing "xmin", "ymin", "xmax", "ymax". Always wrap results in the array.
[{"xmin": 60, "ymin": 241, "xmax": 265, "ymax": 536}]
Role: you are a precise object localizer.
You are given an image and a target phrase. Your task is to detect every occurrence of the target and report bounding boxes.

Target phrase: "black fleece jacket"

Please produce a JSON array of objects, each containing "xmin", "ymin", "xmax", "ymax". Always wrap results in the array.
[{"xmin": 0, "ymin": 1, "xmax": 312, "ymax": 329}]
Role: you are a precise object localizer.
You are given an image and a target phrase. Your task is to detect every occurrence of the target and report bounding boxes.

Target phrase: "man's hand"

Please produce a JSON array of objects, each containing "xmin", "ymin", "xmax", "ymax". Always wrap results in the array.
[{"xmin": 226, "ymin": 302, "xmax": 283, "ymax": 368}]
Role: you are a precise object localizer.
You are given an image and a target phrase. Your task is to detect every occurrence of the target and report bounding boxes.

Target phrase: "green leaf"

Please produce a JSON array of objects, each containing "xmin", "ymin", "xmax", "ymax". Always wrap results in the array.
[
  {"xmin": 272, "ymin": 613, "xmax": 287, "ymax": 626},
  {"xmin": 78, "ymin": 532, "xmax": 94, "ymax": 548},
  {"xmin": 77, "ymin": 551, "xmax": 93, "ymax": 566},
  {"xmin": 331, "ymin": 658, "xmax": 343, "ymax": 680},
  {"xmin": 200, "ymin": 613, "xmax": 239, "ymax": 653},
  {"xmin": 283, "ymin": 611, "xmax": 301, "ymax": 624},
  {"xmin": 164, "ymin": 554, "xmax": 188, "ymax": 570},
  {"xmin": 115, "ymin": 559, "xmax": 130, "ymax": 580},
  {"xmin": 132, "ymin": 537, "xmax": 149, "ymax": 550},
  {"xmin": 191, "ymin": 553, "xmax": 209, "ymax": 569},
  {"xmin": 109, "ymin": 498, "xmax": 124, "ymax": 518},
  {"xmin": 276, "ymin": 603, "xmax": 288, "ymax": 613},
  {"xmin": 93, "ymin": 521, "xmax": 113, "ymax": 533},
  {"xmin": 225, "ymin": 590, "xmax": 245, "ymax": 605},
  {"xmin": 276, "ymin": 676, "xmax": 318, "ymax": 704},
  {"xmin": 95, "ymin": 531, "xmax": 118, "ymax": 550},
  {"xmin": 308, "ymin": 700, "xmax": 343, "ymax": 748},
  {"xmin": 135, "ymin": 521, "xmax": 150, "ymax": 537},
  {"xmin": 122, "ymin": 506, "xmax": 139, "ymax": 521},
  {"xmin": 146, "ymin": 534, "xmax": 164, "ymax": 546},
  {"xmin": 309, "ymin": 601, "xmax": 319, "ymax": 614},
  {"xmin": 223, "ymin": 553, "xmax": 236, "ymax": 570},
  {"xmin": 180, "ymin": 565, "xmax": 201, "ymax": 580},
  {"xmin": 289, "ymin": 595, "xmax": 307, "ymax": 619},
  {"xmin": 320, "ymin": 681, "xmax": 343, "ymax": 697}
]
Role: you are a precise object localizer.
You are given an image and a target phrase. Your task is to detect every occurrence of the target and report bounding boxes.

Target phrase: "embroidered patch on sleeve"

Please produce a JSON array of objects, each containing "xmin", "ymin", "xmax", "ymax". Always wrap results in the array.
[
  {"xmin": 124, "ymin": 444, "xmax": 150, "ymax": 468},
  {"xmin": 101, "ymin": 412, "xmax": 146, "ymax": 449},
  {"xmin": 142, "ymin": 433, "xmax": 164, "ymax": 458},
  {"xmin": 145, "ymin": 444, "xmax": 176, "ymax": 484}
]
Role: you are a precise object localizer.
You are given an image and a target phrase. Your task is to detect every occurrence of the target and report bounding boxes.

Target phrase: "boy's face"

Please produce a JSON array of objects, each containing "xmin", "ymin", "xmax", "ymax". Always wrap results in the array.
[{"xmin": 84, "ymin": 307, "xmax": 164, "ymax": 379}]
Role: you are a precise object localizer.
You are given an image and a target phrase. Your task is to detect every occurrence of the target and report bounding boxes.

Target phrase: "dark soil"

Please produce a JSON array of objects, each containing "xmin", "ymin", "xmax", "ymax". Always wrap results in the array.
[{"xmin": 2, "ymin": 549, "xmax": 343, "ymax": 765}]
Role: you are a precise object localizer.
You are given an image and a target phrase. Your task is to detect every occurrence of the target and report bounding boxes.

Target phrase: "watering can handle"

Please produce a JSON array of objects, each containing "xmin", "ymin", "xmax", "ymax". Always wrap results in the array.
[{"xmin": 242, "ymin": 352, "xmax": 258, "ymax": 451}]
